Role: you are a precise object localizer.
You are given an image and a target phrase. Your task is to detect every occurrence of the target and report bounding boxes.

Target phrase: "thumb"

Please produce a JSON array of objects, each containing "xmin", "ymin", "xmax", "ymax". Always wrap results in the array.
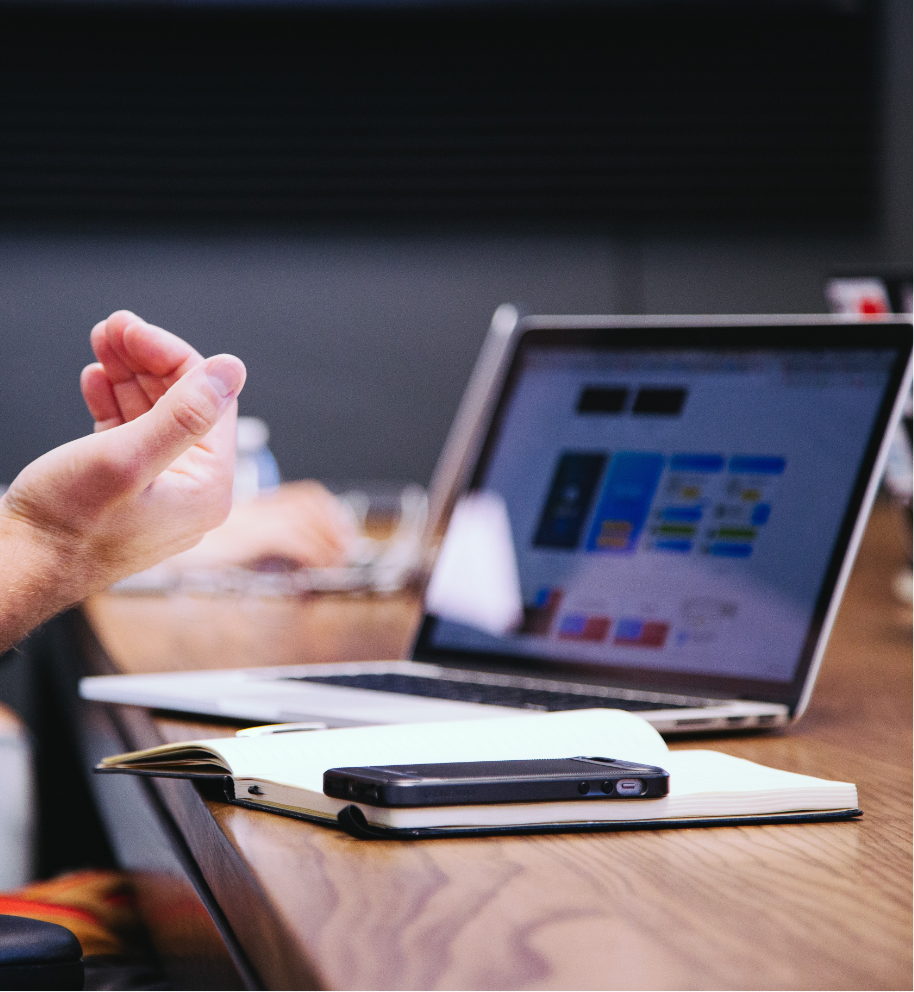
[{"xmin": 106, "ymin": 355, "xmax": 247, "ymax": 486}]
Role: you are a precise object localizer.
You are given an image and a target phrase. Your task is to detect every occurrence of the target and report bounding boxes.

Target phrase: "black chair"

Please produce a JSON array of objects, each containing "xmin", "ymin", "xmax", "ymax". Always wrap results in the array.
[{"xmin": 0, "ymin": 915, "xmax": 83, "ymax": 990}]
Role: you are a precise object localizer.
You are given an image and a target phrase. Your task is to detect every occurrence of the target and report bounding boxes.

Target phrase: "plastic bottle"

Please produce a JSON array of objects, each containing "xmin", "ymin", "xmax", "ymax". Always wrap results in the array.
[{"xmin": 233, "ymin": 417, "xmax": 281, "ymax": 503}]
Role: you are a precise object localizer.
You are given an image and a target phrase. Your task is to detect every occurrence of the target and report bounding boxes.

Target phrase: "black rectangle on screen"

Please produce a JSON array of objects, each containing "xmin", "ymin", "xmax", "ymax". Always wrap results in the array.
[
  {"xmin": 577, "ymin": 387, "xmax": 628, "ymax": 414},
  {"xmin": 632, "ymin": 387, "xmax": 687, "ymax": 415}
]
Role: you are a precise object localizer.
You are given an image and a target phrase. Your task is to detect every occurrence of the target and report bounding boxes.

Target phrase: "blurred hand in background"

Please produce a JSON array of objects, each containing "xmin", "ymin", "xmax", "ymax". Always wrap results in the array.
[{"xmin": 172, "ymin": 480, "xmax": 358, "ymax": 571}]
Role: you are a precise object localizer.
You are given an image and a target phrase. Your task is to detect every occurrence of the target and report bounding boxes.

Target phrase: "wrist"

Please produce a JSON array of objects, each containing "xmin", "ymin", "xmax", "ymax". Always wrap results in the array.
[{"xmin": 0, "ymin": 503, "xmax": 81, "ymax": 652}]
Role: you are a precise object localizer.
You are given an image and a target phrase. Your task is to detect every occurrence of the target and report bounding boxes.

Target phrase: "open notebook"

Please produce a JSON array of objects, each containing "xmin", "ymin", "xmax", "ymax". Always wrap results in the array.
[{"xmin": 96, "ymin": 710, "xmax": 860, "ymax": 839}]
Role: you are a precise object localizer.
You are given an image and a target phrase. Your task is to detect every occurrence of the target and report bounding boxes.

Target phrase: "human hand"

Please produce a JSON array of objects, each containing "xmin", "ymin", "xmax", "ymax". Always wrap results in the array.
[
  {"xmin": 171, "ymin": 481, "xmax": 359, "ymax": 571},
  {"xmin": 85, "ymin": 313, "xmax": 356, "ymax": 573},
  {"xmin": 0, "ymin": 311, "xmax": 245, "ymax": 649}
]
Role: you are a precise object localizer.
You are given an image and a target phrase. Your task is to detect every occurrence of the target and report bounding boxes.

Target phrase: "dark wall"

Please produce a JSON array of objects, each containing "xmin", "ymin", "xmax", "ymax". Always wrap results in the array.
[
  {"xmin": 0, "ymin": 0, "xmax": 909, "ymax": 487},
  {"xmin": 0, "ymin": 2, "xmax": 879, "ymax": 225}
]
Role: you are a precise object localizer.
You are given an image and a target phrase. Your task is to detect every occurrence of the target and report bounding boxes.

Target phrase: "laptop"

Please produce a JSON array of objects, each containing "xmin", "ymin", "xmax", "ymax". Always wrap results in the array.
[{"xmin": 81, "ymin": 312, "xmax": 913, "ymax": 734}]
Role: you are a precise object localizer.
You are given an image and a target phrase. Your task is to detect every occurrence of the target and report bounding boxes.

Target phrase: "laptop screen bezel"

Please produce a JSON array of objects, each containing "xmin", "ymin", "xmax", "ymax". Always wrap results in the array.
[{"xmin": 412, "ymin": 317, "xmax": 913, "ymax": 710}]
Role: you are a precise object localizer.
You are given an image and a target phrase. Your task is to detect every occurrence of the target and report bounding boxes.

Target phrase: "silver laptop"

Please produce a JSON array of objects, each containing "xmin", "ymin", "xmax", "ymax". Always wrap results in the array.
[{"xmin": 81, "ymin": 312, "xmax": 913, "ymax": 734}]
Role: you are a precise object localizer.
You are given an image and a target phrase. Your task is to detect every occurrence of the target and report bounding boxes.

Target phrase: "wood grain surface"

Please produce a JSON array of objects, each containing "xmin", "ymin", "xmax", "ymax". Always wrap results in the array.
[{"xmin": 81, "ymin": 503, "xmax": 913, "ymax": 991}]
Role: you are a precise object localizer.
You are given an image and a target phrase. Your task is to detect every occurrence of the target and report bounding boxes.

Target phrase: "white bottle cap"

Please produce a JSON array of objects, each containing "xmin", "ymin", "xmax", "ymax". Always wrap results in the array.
[{"xmin": 236, "ymin": 416, "xmax": 270, "ymax": 454}]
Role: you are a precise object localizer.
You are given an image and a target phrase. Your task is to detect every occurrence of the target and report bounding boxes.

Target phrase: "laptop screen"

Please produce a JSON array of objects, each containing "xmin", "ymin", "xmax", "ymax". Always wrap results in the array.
[{"xmin": 416, "ymin": 323, "xmax": 911, "ymax": 704}]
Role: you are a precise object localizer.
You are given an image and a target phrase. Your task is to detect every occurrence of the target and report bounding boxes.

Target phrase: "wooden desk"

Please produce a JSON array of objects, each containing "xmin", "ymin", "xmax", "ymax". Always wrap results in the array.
[{"xmin": 75, "ymin": 503, "xmax": 912, "ymax": 990}]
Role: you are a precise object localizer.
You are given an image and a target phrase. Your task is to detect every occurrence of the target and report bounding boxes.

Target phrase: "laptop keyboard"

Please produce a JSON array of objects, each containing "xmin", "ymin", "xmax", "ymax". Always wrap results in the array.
[{"xmin": 289, "ymin": 672, "xmax": 689, "ymax": 712}]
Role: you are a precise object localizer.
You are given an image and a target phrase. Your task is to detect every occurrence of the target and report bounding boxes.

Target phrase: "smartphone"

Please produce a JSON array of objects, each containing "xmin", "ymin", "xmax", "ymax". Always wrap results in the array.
[{"xmin": 323, "ymin": 756, "xmax": 669, "ymax": 807}]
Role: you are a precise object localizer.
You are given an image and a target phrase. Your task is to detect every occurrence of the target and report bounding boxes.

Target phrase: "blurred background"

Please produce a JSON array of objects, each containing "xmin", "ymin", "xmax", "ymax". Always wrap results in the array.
[{"xmin": 0, "ymin": 0, "xmax": 910, "ymax": 489}]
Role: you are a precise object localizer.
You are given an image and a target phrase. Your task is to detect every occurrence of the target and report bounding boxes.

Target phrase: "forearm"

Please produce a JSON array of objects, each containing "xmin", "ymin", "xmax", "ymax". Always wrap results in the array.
[{"xmin": 0, "ymin": 509, "xmax": 79, "ymax": 653}]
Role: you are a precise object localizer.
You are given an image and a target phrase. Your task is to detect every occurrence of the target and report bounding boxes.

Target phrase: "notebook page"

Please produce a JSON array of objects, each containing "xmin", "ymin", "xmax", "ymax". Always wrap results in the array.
[
  {"xmin": 661, "ymin": 750, "xmax": 858, "ymax": 813},
  {"xmin": 203, "ymin": 709, "xmax": 669, "ymax": 793}
]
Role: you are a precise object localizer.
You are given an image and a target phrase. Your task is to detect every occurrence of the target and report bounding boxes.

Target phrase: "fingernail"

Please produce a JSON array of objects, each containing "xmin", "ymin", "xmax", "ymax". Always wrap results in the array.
[{"xmin": 206, "ymin": 357, "xmax": 244, "ymax": 399}]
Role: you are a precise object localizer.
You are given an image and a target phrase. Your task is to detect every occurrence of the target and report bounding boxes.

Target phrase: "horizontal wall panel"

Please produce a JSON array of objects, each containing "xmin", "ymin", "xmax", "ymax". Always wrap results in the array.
[{"xmin": 0, "ymin": 2, "xmax": 877, "ymax": 226}]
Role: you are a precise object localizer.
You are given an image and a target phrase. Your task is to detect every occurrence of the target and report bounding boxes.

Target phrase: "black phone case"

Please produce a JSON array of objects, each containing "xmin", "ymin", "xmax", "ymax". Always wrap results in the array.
[{"xmin": 323, "ymin": 757, "xmax": 670, "ymax": 807}]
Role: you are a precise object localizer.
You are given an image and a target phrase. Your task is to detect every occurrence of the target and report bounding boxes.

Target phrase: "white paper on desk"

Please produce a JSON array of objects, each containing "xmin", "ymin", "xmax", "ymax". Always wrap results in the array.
[{"xmin": 424, "ymin": 492, "xmax": 523, "ymax": 635}]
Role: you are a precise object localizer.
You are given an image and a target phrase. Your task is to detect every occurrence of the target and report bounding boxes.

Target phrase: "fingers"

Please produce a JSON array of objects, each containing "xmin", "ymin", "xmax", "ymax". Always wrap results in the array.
[
  {"xmin": 90, "ymin": 311, "xmax": 205, "ymax": 423},
  {"xmin": 183, "ymin": 487, "xmax": 356, "ymax": 569},
  {"xmin": 93, "ymin": 354, "xmax": 247, "ymax": 491},
  {"xmin": 92, "ymin": 310, "xmax": 202, "ymax": 379},
  {"xmin": 80, "ymin": 363, "xmax": 124, "ymax": 431},
  {"xmin": 140, "ymin": 355, "xmax": 247, "ymax": 483},
  {"xmin": 280, "ymin": 484, "xmax": 359, "ymax": 561},
  {"xmin": 246, "ymin": 485, "xmax": 357, "ymax": 567},
  {"xmin": 90, "ymin": 316, "xmax": 134, "ymax": 383},
  {"xmin": 122, "ymin": 317, "xmax": 203, "ymax": 380}
]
